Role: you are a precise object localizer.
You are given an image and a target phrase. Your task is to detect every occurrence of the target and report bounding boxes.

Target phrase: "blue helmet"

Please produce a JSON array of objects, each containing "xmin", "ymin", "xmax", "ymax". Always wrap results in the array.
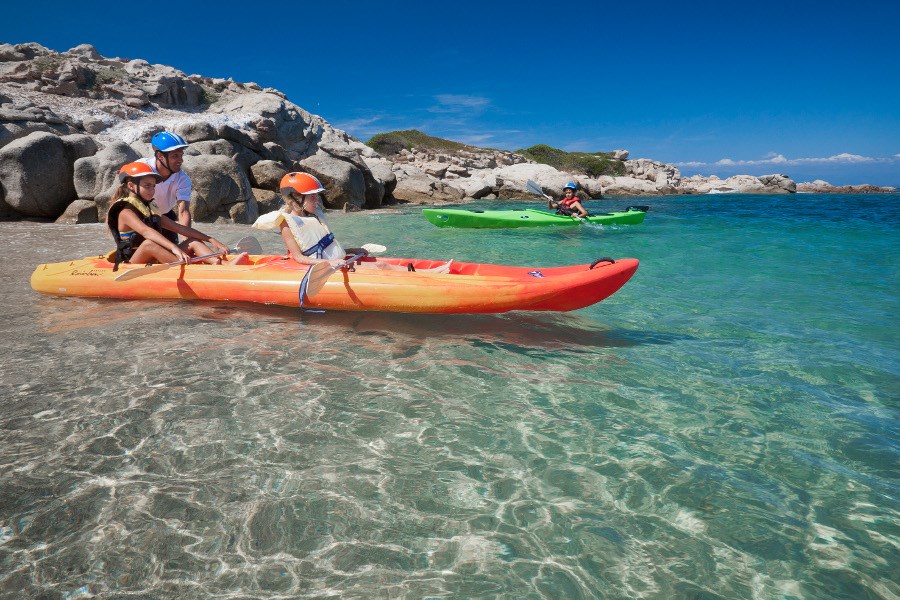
[
  {"xmin": 564, "ymin": 182, "xmax": 577, "ymax": 190},
  {"xmin": 151, "ymin": 131, "xmax": 189, "ymax": 152}
]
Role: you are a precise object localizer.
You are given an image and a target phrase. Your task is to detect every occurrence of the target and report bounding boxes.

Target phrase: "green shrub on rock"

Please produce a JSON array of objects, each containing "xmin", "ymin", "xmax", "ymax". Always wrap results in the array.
[
  {"xmin": 366, "ymin": 130, "xmax": 468, "ymax": 155},
  {"xmin": 518, "ymin": 144, "xmax": 624, "ymax": 177}
]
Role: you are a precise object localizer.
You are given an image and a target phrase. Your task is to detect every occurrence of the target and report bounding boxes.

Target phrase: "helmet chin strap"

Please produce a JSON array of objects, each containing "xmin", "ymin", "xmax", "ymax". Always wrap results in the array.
[{"xmin": 156, "ymin": 151, "xmax": 173, "ymax": 176}]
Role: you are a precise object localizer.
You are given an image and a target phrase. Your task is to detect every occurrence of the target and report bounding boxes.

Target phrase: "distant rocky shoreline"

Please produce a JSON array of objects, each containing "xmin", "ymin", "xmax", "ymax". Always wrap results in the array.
[{"xmin": 0, "ymin": 42, "xmax": 894, "ymax": 225}]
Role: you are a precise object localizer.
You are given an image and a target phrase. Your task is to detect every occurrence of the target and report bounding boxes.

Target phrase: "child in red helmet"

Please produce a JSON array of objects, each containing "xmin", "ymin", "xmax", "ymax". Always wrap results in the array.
[
  {"xmin": 253, "ymin": 172, "xmax": 451, "ymax": 273},
  {"xmin": 548, "ymin": 182, "xmax": 589, "ymax": 219},
  {"xmin": 107, "ymin": 162, "xmax": 249, "ymax": 270}
]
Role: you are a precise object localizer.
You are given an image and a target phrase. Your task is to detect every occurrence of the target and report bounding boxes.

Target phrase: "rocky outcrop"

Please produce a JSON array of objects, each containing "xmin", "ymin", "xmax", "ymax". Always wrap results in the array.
[
  {"xmin": 0, "ymin": 42, "xmax": 402, "ymax": 221},
  {"xmin": 1, "ymin": 42, "xmax": 893, "ymax": 225},
  {"xmin": 678, "ymin": 174, "xmax": 797, "ymax": 195},
  {"xmin": 796, "ymin": 179, "xmax": 895, "ymax": 194}
]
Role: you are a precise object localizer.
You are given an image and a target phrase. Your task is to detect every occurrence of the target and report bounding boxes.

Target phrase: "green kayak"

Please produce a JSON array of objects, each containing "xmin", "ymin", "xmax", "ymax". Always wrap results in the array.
[{"xmin": 422, "ymin": 206, "xmax": 649, "ymax": 229}]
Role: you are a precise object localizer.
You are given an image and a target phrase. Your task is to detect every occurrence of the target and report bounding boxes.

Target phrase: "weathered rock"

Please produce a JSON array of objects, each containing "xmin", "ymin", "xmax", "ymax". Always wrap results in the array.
[
  {"xmin": 758, "ymin": 174, "xmax": 796, "ymax": 193},
  {"xmin": 174, "ymin": 121, "xmax": 217, "ymax": 143},
  {"xmin": 299, "ymin": 153, "xmax": 366, "ymax": 210},
  {"xmin": 218, "ymin": 123, "xmax": 264, "ymax": 153},
  {"xmin": 62, "ymin": 133, "xmax": 98, "ymax": 162},
  {"xmin": 65, "ymin": 44, "xmax": 102, "ymax": 60},
  {"xmin": 597, "ymin": 176, "xmax": 664, "ymax": 196},
  {"xmin": 74, "ymin": 140, "xmax": 140, "ymax": 201},
  {"xmin": 81, "ymin": 115, "xmax": 109, "ymax": 134},
  {"xmin": 390, "ymin": 165, "xmax": 465, "ymax": 203},
  {"xmin": 251, "ymin": 188, "xmax": 282, "ymax": 214},
  {"xmin": 363, "ymin": 159, "xmax": 397, "ymax": 195},
  {"xmin": 249, "ymin": 160, "xmax": 288, "ymax": 191},
  {"xmin": 55, "ymin": 199, "xmax": 98, "ymax": 223},
  {"xmin": 456, "ymin": 177, "xmax": 493, "ymax": 199},
  {"xmin": 0, "ymin": 44, "xmax": 26, "ymax": 62},
  {"xmin": 0, "ymin": 132, "xmax": 76, "ymax": 218},
  {"xmin": 189, "ymin": 139, "xmax": 261, "ymax": 174},
  {"xmin": 795, "ymin": 179, "xmax": 896, "ymax": 193},
  {"xmin": 183, "ymin": 154, "xmax": 257, "ymax": 223}
]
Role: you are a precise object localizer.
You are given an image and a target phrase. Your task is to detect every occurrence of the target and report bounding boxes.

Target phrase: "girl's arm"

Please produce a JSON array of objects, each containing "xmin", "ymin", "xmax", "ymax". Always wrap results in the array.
[
  {"xmin": 571, "ymin": 200, "xmax": 589, "ymax": 218},
  {"xmin": 160, "ymin": 215, "xmax": 229, "ymax": 254}
]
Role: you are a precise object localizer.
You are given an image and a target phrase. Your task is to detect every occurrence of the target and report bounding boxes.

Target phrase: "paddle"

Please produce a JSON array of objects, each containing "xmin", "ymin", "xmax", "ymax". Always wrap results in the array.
[
  {"xmin": 526, "ymin": 180, "xmax": 586, "ymax": 223},
  {"xmin": 297, "ymin": 251, "xmax": 369, "ymax": 311},
  {"xmin": 114, "ymin": 236, "xmax": 263, "ymax": 281}
]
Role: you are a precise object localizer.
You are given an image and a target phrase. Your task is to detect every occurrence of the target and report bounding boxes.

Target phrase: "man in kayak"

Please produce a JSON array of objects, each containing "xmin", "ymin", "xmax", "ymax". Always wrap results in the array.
[
  {"xmin": 108, "ymin": 162, "xmax": 248, "ymax": 270},
  {"xmin": 138, "ymin": 131, "xmax": 192, "ymax": 245},
  {"xmin": 253, "ymin": 172, "xmax": 451, "ymax": 272},
  {"xmin": 548, "ymin": 182, "xmax": 589, "ymax": 219}
]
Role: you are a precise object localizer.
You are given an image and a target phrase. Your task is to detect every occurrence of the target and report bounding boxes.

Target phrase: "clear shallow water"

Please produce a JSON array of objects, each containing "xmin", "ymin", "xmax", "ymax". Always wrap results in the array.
[{"xmin": 0, "ymin": 194, "xmax": 897, "ymax": 599}]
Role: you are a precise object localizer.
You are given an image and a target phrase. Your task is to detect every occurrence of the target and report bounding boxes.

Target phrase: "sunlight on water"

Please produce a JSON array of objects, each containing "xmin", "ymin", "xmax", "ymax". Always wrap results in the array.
[{"xmin": 1, "ymin": 195, "xmax": 898, "ymax": 599}]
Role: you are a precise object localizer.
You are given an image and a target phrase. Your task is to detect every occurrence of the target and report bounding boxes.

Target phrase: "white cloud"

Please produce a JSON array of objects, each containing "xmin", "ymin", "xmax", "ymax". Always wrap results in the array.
[
  {"xmin": 333, "ymin": 115, "xmax": 383, "ymax": 132},
  {"xmin": 677, "ymin": 152, "xmax": 898, "ymax": 168},
  {"xmin": 428, "ymin": 94, "xmax": 490, "ymax": 114}
]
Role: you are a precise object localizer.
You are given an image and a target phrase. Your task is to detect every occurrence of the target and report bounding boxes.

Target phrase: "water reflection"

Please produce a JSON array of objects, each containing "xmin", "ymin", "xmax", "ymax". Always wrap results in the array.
[{"xmin": 33, "ymin": 294, "xmax": 689, "ymax": 350}]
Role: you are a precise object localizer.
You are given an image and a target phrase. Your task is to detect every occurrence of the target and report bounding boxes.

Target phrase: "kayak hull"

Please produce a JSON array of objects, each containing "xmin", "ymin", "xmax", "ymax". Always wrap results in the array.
[
  {"xmin": 422, "ymin": 207, "xmax": 647, "ymax": 228},
  {"xmin": 31, "ymin": 254, "xmax": 639, "ymax": 314}
]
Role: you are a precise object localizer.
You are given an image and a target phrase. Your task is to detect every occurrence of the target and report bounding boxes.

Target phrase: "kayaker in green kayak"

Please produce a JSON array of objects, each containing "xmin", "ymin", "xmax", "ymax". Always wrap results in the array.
[{"xmin": 547, "ymin": 182, "xmax": 589, "ymax": 219}]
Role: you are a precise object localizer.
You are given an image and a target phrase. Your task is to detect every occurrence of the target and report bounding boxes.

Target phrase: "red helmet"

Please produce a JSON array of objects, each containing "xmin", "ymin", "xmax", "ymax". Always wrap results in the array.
[
  {"xmin": 119, "ymin": 161, "xmax": 162, "ymax": 182},
  {"xmin": 280, "ymin": 172, "xmax": 325, "ymax": 196}
]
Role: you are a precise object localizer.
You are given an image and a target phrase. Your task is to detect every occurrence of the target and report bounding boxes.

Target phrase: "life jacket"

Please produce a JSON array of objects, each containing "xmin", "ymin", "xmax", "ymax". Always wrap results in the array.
[
  {"xmin": 106, "ymin": 196, "xmax": 163, "ymax": 271},
  {"xmin": 252, "ymin": 209, "xmax": 346, "ymax": 260},
  {"xmin": 556, "ymin": 195, "xmax": 579, "ymax": 216}
]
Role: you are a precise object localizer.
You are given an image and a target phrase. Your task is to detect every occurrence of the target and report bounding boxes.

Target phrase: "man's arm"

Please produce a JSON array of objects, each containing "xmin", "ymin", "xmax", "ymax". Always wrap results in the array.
[
  {"xmin": 175, "ymin": 173, "xmax": 192, "ymax": 228},
  {"xmin": 176, "ymin": 200, "xmax": 191, "ymax": 229}
]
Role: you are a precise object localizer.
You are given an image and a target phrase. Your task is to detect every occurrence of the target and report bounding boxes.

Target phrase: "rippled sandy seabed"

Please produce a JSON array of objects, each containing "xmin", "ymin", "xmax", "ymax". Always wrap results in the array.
[{"xmin": 1, "ymin": 196, "xmax": 897, "ymax": 599}]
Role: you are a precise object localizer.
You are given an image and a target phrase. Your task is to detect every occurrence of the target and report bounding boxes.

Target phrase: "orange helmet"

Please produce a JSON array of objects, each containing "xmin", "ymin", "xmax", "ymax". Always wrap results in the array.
[
  {"xmin": 280, "ymin": 172, "xmax": 325, "ymax": 196},
  {"xmin": 119, "ymin": 161, "xmax": 162, "ymax": 182}
]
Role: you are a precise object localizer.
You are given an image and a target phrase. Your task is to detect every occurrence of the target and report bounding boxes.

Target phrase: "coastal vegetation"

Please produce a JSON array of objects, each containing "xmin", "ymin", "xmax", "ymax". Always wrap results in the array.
[
  {"xmin": 366, "ymin": 130, "xmax": 470, "ymax": 155},
  {"xmin": 517, "ymin": 144, "xmax": 625, "ymax": 177},
  {"xmin": 366, "ymin": 132, "xmax": 626, "ymax": 178}
]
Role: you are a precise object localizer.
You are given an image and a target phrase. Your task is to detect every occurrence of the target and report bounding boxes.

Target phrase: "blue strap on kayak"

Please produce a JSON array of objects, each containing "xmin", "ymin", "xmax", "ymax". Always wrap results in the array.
[
  {"xmin": 298, "ymin": 266, "xmax": 325, "ymax": 314},
  {"xmin": 301, "ymin": 232, "xmax": 335, "ymax": 258}
]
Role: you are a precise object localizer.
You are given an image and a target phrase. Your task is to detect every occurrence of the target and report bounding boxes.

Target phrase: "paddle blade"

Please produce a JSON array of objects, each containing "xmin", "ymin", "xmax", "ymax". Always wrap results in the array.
[
  {"xmin": 300, "ymin": 261, "xmax": 335, "ymax": 300},
  {"xmin": 233, "ymin": 236, "xmax": 263, "ymax": 254},
  {"xmin": 362, "ymin": 243, "xmax": 386, "ymax": 254},
  {"xmin": 526, "ymin": 179, "xmax": 548, "ymax": 198}
]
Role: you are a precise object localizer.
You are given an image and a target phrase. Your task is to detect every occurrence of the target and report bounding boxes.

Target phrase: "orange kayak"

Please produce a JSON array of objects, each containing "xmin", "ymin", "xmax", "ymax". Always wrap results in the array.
[{"xmin": 30, "ymin": 254, "xmax": 639, "ymax": 314}]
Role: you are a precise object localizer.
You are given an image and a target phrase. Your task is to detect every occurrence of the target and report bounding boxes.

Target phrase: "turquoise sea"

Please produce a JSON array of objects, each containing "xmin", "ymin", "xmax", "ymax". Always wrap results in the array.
[{"xmin": 0, "ymin": 193, "xmax": 897, "ymax": 599}]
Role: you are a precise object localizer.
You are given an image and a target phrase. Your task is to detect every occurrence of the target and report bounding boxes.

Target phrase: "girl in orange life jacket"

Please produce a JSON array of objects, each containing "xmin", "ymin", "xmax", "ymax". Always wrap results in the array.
[
  {"xmin": 548, "ymin": 182, "xmax": 589, "ymax": 218},
  {"xmin": 107, "ymin": 162, "xmax": 249, "ymax": 270}
]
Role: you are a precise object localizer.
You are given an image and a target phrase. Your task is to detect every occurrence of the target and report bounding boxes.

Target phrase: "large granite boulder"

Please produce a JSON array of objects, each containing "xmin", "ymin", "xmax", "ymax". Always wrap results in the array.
[
  {"xmin": 183, "ymin": 154, "xmax": 257, "ymax": 223},
  {"xmin": 249, "ymin": 160, "xmax": 288, "ymax": 191},
  {"xmin": 598, "ymin": 176, "xmax": 664, "ymax": 196},
  {"xmin": 189, "ymin": 139, "xmax": 261, "ymax": 174},
  {"xmin": 55, "ymin": 199, "xmax": 98, "ymax": 224},
  {"xmin": 74, "ymin": 141, "xmax": 140, "ymax": 203},
  {"xmin": 0, "ymin": 131, "xmax": 94, "ymax": 218},
  {"xmin": 299, "ymin": 153, "xmax": 366, "ymax": 210},
  {"xmin": 390, "ymin": 165, "xmax": 465, "ymax": 203},
  {"xmin": 363, "ymin": 158, "xmax": 397, "ymax": 195}
]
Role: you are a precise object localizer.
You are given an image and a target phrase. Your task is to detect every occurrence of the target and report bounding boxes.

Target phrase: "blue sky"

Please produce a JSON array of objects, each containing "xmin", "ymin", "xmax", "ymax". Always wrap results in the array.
[{"xmin": 3, "ymin": 0, "xmax": 899, "ymax": 186}]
